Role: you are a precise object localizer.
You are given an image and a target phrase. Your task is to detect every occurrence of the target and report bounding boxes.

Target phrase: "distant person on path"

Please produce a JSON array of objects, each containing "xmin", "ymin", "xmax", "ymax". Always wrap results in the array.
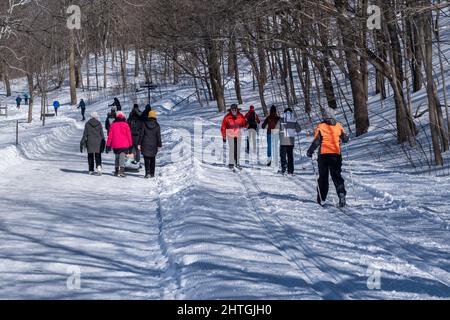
[
  {"xmin": 24, "ymin": 93, "xmax": 29, "ymax": 105},
  {"xmin": 307, "ymin": 107, "xmax": 349, "ymax": 207},
  {"xmin": 53, "ymin": 101, "xmax": 60, "ymax": 116},
  {"xmin": 78, "ymin": 99, "xmax": 86, "ymax": 121},
  {"xmin": 106, "ymin": 111, "xmax": 133, "ymax": 177},
  {"xmin": 262, "ymin": 105, "xmax": 280, "ymax": 167},
  {"xmin": 16, "ymin": 96, "xmax": 22, "ymax": 109},
  {"xmin": 105, "ymin": 107, "xmax": 117, "ymax": 135},
  {"xmin": 221, "ymin": 104, "xmax": 247, "ymax": 170},
  {"xmin": 109, "ymin": 97, "xmax": 122, "ymax": 111},
  {"xmin": 244, "ymin": 105, "xmax": 260, "ymax": 155},
  {"xmin": 138, "ymin": 110, "xmax": 162, "ymax": 179},
  {"xmin": 279, "ymin": 108, "xmax": 302, "ymax": 175},
  {"xmin": 140, "ymin": 104, "xmax": 152, "ymax": 121},
  {"xmin": 128, "ymin": 104, "xmax": 143, "ymax": 165},
  {"xmin": 80, "ymin": 112, "xmax": 105, "ymax": 176}
]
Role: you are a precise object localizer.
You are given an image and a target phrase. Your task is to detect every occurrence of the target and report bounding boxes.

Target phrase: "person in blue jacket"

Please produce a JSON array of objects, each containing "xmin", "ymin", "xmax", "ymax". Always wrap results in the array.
[
  {"xmin": 53, "ymin": 101, "xmax": 60, "ymax": 116},
  {"xmin": 16, "ymin": 96, "xmax": 22, "ymax": 109},
  {"xmin": 78, "ymin": 99, "xmax": 86, "ymax": 121}
]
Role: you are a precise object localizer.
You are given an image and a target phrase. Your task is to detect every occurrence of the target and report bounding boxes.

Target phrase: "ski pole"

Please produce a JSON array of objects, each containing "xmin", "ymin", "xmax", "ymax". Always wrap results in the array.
[
  {"xmin": 344, "ymin": 143, "xmax": 358, "ymax": 203},
  {"xmin": 311, "ymin": 154, "xmax": 324, "ymax": 204},
  {"xmin": 296, "ymin": 131, "xmax": 305, "ymax": 170}
]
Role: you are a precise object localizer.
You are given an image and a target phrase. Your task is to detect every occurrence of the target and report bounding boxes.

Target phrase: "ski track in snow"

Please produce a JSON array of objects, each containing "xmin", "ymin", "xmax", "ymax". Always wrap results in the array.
[{"xmin": 270, "ymin": 168, "xmax": 450, "ymax": 297}]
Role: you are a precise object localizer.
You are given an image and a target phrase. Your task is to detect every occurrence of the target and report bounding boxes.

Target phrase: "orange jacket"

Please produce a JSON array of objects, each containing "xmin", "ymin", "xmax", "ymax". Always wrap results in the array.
[
  {"xmin": 221, "ymin": 112, "xmax": 247, "ymax": 139},
  {"xmin": 308, "ymin": 120, "xmax": 349, "ymax": 155}
]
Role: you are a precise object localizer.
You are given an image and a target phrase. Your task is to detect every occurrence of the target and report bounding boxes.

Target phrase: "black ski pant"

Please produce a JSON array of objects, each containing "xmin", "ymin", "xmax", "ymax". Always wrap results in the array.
[
  {"xmin": 280, "ymin": 145, "xmax": 295, "ymax": 174},
  {"xmin": 144, "ymin": 156, "xmax": 156, "ymax": 176},
  {"xmin": 81, "ymin": 108, "xmax": 86, "ymax": 121},
  {"xmin": 88, "ymin": 153, "xmax": 102, "ymax": 172},
  {"xmin": 317, "ymin": 154, "xmax": 346, "ymax": 202}
]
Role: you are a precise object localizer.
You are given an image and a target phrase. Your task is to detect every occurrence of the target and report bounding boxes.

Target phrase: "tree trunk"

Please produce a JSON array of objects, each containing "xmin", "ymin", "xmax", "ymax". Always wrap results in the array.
[
  {"xmin": 27, "ymin": 73, "xmax": 34, "ymax": 123},
  {"xmin": 69, "ymin": 29, "xmax": 77, "ymax": 105},
  {"xmin": 134, "ymin": 45, "xmax": 140, "ymax": 78},
  {"xmin": 335, "ymin": 0, "xmax": 369, "ymax": 136},
  {"xmin": 435, "ymin": 1, "xmax": 450, "ymax": 141},
  {"xmin": 293, "ymin": 49, "xmax": 312, "ymax": 115},
  {"xmin": 206, "ymin": 38, "xmax": 226, "ymax": 112},
  {"xmin": 1, "ymin": 62, "xmax": 12, "ymax": 97},
  {"xmin": 95, "ymin": 51, "xmax": 99, "ymax": 90},
  {"xmin": 420, "ymin": 5, "xmax": 447, "ymax": 164},
  {"xmin": 230, "ymin": 37, "xmax": 243, "ymax": 104}
]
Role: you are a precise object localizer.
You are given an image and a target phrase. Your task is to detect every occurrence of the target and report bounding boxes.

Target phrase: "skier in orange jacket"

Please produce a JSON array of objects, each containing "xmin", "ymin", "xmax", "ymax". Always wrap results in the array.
[{"xmin": 307, "ymin": 108, "xmax": 349, "ymax": 207}]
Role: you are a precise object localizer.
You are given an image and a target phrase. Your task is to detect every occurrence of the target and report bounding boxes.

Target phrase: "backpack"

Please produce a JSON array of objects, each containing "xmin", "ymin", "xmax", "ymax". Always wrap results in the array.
[
  {"xmin": 247, "ymin": 111, "xmax": 257, "ymax": 128},
  {"xmin": 129, "ymin": 117, "xmax": 140, "ymax": 135}
]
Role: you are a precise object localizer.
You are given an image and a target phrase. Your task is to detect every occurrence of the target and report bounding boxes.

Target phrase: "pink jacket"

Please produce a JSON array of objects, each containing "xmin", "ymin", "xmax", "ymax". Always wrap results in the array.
[{"xmin": 106, "ymin": 120, "xmax": 132, "ymax": 149}]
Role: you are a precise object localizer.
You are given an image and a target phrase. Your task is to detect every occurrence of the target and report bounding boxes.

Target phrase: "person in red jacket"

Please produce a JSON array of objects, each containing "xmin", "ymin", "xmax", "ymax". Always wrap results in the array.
[
  {"xmin": 244, "ymin": 105, "xmax": 261, "ymax": 155},
  {"xmin": 221, "ymin": 104, "xmax": 247, "ymax": 170},
  {"xmin": 106, "ymin": 111, "xmax": 133, "ymax": 177}
]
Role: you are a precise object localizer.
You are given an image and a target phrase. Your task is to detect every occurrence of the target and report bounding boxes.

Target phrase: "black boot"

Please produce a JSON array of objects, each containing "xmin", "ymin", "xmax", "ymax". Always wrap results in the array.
[
  {"xmin": 114, "ymin": 167, "xmax": 119, "ymax": 177},
  {"xmin": 338, "ymin": 193, "xmax": 346, "ymax": 208}
]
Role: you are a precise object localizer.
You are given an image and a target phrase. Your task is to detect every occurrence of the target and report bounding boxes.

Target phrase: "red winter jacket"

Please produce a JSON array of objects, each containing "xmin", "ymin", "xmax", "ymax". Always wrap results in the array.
[
  {"xmin": 221, "ymin": 111, "xmax": 247, "ymax": 139},
  {"xmin": 106, "ymin": 118, "xmax": 133, "ymax": 150}
]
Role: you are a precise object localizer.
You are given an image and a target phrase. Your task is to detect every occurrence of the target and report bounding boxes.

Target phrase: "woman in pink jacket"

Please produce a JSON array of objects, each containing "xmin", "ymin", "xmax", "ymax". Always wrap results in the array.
[{"xmin": 106, "ymin": 112, "xmax": 133, "ymax": 177}]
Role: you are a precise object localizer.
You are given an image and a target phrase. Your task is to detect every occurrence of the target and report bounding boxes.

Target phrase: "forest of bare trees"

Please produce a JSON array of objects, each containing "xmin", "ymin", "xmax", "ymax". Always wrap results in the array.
[{"xmin": 0, "ymin": 0, "xmax": 449, "ymax": 166}]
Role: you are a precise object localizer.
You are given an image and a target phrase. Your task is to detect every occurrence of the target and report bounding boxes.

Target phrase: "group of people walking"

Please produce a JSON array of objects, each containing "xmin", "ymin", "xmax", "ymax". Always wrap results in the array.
[
  {"xmin": 80, "ymin": 101, "xmax": 162, "ymax": 179},
  {"xmin": 15, "ymin": 93, "xmax": 29, "ymax": 109},
  {"xmin": 79, "ymin": 97, "xmax": 349, "ymax": 206},
  {"xmin": 221, "ymin": 104, "xmax": 349, "ymax": 207}
]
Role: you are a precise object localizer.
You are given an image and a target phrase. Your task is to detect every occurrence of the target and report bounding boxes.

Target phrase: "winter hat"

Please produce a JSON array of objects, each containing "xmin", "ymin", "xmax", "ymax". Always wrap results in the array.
[
  {"xmin": 91, "ymin": 112, "xmax": 98, "ymax": 120},
  {"xmin": 116, "ymin": 111, "xmax": 126, "ymax": 119},
  {"xmin": 230, "ymin": 104, "xmax": 239, "ymax": 111},
  {"xmin": 249, "ymin": 105, "xmax": 255, "ymax": 111},
  {"xmin": 322, "ymin": 107, "xmax": 336, "ymax": 120},
  {"xmin": 148, "ymin": 110, "xmax": 157, "ymax": 119}
]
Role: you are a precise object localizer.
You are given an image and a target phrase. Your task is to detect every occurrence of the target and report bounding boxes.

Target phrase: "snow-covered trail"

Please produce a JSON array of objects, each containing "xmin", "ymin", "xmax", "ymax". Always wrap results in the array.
[
  {"xmin": 0, "ymin": 97, "xmax": 449, "ymax": 299},
  {"xmin": 0, "ymin": 119, "xmax": 174, "ymax": 299}
]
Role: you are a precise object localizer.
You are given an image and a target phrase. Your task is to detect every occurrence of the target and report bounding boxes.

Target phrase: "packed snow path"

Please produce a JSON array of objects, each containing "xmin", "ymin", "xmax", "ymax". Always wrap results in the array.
[{"xmin": 0, "ymin": 102, "xmax": 449, "ymax": 299}]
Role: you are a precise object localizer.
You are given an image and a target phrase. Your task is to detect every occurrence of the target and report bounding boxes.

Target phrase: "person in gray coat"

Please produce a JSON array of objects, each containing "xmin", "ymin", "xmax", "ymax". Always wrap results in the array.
[
  {"xmin": 279, "ymin": 108, "xmax": 301, "ymax": 175},
  {"xmin": 80, "ymin": 112, "xmax": 106, "ymax": 175},
  {"xmin": 138, "ymin": 110, "xmax": 162, "ymax": 179}
]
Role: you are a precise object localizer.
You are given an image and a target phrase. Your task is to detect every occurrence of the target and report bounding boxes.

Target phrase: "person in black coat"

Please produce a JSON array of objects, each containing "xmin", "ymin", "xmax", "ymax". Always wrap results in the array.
[
  {"xmin": 140, "ymin": 104, "xmax": 152, "ymax": 121},
  {"xmin": 105, "ymin": 107, "xmax": 117, "ymax": 135},
  {"xmin": 80, "ymin": 112, "xmax": 106, "ymax": 175},
  {"xmin": 109, "ymin": 97, "xmax": 122, "ymax": 111},
  {"xmin": 138, "ymin": 110, "xmax": 162, "ymax": 178},
  {"xmin": 128, "ymin": 104, "xmax": 143, "ymax": 164},
  {"xmin": 78, "ymin": 99, "xmax": 86, "ymax": 121}
]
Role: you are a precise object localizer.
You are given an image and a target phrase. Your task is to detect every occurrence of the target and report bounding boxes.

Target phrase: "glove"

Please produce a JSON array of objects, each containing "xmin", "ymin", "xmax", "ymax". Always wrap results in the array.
[
  {"xmin": 307, "ymin": 151, "xmax": 313, "ymax": 158},
  {"xmin": 223, "ymin": 139, "xmax": 226, "ymax": 143},
  {"xmin": 80, "ymin": 144, "xmax": 83, "ymax": 153},
  {"xmin": 106, "ymin": 146, "xmax": 111, "ymax": 154}
]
